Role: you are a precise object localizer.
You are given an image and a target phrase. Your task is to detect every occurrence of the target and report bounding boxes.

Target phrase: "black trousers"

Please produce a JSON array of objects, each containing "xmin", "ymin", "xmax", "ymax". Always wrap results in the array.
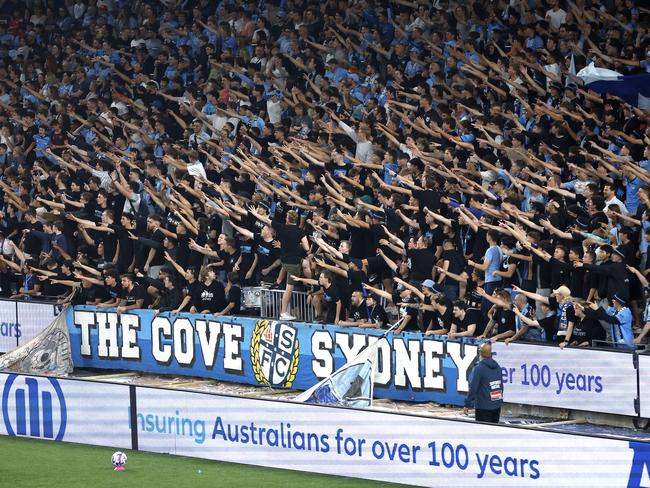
[{"xmin": 475, "ymin": 408, "xmax": 501, "ymax": 423}]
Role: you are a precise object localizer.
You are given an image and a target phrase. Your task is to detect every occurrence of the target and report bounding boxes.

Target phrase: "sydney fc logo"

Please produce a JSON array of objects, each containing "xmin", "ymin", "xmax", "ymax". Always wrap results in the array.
[
  {"xmin": 250, "ymin": 320, "xmax": 299, "ymax": 387},
  {"xmin": 2, "ymin": 374, "xmax": 67, "ymax": 441}
]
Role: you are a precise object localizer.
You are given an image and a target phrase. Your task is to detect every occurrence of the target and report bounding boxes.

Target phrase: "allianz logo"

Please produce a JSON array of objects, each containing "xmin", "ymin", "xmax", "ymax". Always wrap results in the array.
[{"xmin": 1, "ymin": 375, "xmax": 66, "ymax": 440}]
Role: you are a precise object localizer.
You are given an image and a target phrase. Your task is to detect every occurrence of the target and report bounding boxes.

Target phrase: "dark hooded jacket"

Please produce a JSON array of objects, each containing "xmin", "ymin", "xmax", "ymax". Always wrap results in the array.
[{"xmin": 465, "ymin": 357, "xmax": 503, "ymax": 411}]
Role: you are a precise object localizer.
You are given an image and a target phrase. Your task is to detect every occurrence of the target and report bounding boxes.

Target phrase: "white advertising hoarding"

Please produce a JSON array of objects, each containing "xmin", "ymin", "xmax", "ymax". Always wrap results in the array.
[
  {"xmin": 492, "ymin": 343, "xmax": 638, "ymax": 416},
  {"xmin": 0, "ymin": 299, "xmax": 18, "ymax": 353},
  {"xmin": 16, "ymin": 302, "xmax": 59, "ymax": 347},
  {"xmin": 0, "ymin": 373, "xmax": 131, "ymax": 448},
  {"xmin": 0, "ymin": 300, "xmax": 59, "ymax": 353},
  {"xmin": 639, "ymin": 354, "xmax": 650, "ymax": 419},
  {"xmin": 135, "ymin": 386, "xmax": 645, "ymax": 487}
]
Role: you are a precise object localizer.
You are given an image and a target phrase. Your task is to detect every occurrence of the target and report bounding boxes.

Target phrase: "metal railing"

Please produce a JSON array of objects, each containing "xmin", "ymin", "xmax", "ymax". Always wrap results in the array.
[{"xmin": 241, "ymin": 286, "xmax": 316, "ymax": 322}]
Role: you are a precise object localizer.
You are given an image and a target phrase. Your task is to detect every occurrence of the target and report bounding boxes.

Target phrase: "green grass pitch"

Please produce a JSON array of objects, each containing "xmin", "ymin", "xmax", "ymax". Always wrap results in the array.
[{"xmin": 0, "ymin": 435, "xmax": 406, "ymax": 487}]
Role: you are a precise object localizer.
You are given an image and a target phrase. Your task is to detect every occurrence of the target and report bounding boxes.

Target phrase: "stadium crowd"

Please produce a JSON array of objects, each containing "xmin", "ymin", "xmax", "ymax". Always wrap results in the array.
[{"xmin": 0, "ymin": 0, "xmax": 648, "ymax": 350}]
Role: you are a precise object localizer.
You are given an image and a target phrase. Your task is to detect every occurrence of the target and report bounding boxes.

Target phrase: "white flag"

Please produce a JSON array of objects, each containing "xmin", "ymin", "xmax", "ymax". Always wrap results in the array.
[
  {"xmin": 295, "ymin": 318, "xmax": 404, "ymax": 408},
  {"xmin": 0, "ymin": 307, "xmax": 73, "ymax": 376}
]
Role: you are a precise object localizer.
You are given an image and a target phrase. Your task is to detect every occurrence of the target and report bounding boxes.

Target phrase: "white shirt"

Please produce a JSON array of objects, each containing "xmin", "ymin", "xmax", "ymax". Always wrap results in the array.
[
  {"xmin": 0, "ymin": 237, "xmax": 15, "ymax": 257},
  {"xmin": 339, "ymin": 121, "xmax": 374, "ymax": 163},
  {"xmin": 545, "ymin": 8, "xmax": 567, "ymax": 30},
  {"xmin": 605, "ymin": 196, "xmax": 629, "ymax": 215},
  {"xmin": 266, "ymin": 99, "xmax": 283, "ymax": 125}
]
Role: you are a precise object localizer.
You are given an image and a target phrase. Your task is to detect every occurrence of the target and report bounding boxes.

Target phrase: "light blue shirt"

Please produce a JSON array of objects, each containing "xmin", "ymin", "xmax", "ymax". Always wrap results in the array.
[
  {"xmin": 484, "ymin": 245, "xmax": 503, "ymax": 283},
  {"xmin": 606, "ymin": 306, "xmax": 634, "ymax": 349}
]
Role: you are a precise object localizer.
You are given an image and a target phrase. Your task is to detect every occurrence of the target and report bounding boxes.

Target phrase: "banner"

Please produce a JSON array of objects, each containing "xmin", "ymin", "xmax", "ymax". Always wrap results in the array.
[
  {"xmin": 639, "ymin": 354, "xmax": 650, "ymax": 419},
  {"xmin": 135, "ymin": 385, "xmax": 648, "ymax": 487},
  {"xmin": 0, "ymin": 373, "xmax": 131, "ymax": 447},
  {"xmin": 0, "ymin": 299, "xmax": 18, "ymax": 353},
  {"xmin": 67, "ymin": 306, "xmax": 479, "ymax": 405},
  {"xmin": 0, "ymin": 309, "xmax": 73, "ymax": 376},
  {"xmin": 16, "ymin": 302, "xmax": 61, "ymax": 346},
  {"xmin": 492, "ymin": 343, "xmax": 638, "ymax": 417},
  {"xmin": 0, "ymin": 300, "xmax": 59, "ymax": 353}
]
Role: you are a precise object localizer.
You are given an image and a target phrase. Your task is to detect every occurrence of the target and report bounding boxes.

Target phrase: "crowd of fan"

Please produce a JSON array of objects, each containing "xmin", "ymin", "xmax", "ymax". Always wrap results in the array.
[{"xmin": 0, "ymin": 0, "xmax": 649, "ymax": 350}]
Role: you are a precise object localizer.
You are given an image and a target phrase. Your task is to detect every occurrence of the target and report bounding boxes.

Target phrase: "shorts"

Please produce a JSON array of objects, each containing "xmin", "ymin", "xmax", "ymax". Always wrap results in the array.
[{"xmin": 282, "ymin": 262, "xmax": 302, "ymax": 286}]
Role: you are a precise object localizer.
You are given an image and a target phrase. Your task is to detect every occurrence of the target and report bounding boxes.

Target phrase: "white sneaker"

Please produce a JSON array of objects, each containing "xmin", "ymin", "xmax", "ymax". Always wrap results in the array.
[{"xmin": 279, "ymin": 312, "xmax": 296, "ymax": 320}]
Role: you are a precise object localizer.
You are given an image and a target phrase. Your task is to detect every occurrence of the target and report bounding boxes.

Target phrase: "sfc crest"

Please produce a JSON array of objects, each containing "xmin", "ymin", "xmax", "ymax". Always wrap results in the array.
[{"xmin": 251, "ymin": 319, "xmax": 300, "ymax": 387}]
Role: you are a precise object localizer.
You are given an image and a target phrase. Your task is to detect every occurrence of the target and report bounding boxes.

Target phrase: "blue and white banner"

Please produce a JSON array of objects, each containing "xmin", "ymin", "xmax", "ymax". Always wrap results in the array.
[
  {"xmin": 577, "ymin": 63, "xmax": 650, "ymax": 109},
  {"xmin": 492, "ymin": 343, "xmax": 638, "ymax": 417},
  {"xmin": 0, "ymin": 300, "xmax": 60, "ymax": 353},
  {"xmin": 135, "ymin": 385, "xmax": 649, "ymax": 487},
  {"xmin": 0, "ymin": 373, "xmax": 131, "ymax": 447},
  {"xmin": 67, "ymin": 306, "xmax": 479, "ymax": 406}
]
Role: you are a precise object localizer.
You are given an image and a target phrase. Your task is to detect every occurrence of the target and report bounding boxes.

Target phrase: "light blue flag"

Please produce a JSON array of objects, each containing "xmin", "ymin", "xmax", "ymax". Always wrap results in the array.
[
  {"xmin": 295, "ymin": 318, "xmax": 404, "ymax": 408},
  {"xmin": 577, "ymin": 62, "xmax": 650, "ymax": 109}
]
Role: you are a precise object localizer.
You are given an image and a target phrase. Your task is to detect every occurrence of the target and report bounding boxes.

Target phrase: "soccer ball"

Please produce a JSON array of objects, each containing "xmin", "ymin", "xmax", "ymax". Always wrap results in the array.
[{"xmin": 111, "ymin": 451, "xmax": 128, "ymax": 471}]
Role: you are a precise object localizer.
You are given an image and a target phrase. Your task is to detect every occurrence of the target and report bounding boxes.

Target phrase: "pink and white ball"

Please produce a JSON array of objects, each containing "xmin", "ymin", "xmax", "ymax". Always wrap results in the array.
[{"xmin": 111, "ymin": 451, "xmax": 128, "ymax": 471}]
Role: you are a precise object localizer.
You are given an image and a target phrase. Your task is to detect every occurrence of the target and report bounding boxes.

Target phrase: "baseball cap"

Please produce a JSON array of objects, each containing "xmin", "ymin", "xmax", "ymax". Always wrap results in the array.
[{"xmin": 552, "ymin": 285, "xmax": 571, "ymax": 297}]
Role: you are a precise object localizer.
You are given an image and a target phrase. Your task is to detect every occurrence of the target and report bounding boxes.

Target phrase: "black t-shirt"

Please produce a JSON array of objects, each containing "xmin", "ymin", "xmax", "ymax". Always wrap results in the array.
[
  {"xmin": 271, "ymin": 221, "xmax": 304, "ymax": 264},
  {"xmin": 455, "ymin": 308, "xmax": 481, "ymax": 336},
  {"xmin": 441, "ymin": 248, "xmax": 465, "ymax": 277},
  {"xmin": 348, "ymin": 303, "xmax": 367, "ymax": 322},
  {"xmin": 393, "ymin": 291, "xmax": 419, "ymax": 331},
  {"xmin": 412, "ymin": 188, "xmax": 440, "ymax": 213},
  {"xmin": 237, "ymin": 237, "xmax": 256, "ymax": 275},
  {"xmin": 347, "ymin": 269, "xmax": 367, "ymax": 292},
  {"xmin": 549, "ymin": 257, "xmax": 571, "ymax": 291},
  {"xmin": 182, "ymin": 280, "xmax": 201, "ymax": 302},
  {"xmin": 493, "ymin": 308, "xmax": 516, "ymax": 336},
  {"xmin": 532, "ymin": 255, "xmax": 551, "ymax": 289},
  {"xmin": 101, "ymin": 228, "xmax": 118, "ymax": 262},
  {"xmin": 322, "ymin": 283, "xmax": 341, "ymax": 322},
  {"xmin": 193, "ymin": 280, "xmax": 226, "ymax": 313},
  {"xmin": 407, "ymin": 248, "xmax": 436, "ymax": 281},
  {"xmin": 149, "ymin": 229, "xmax": 166, "ymax": 266},
  {"xmin": 225, "ymin": 285, "xmax": 241, "ymax": 315},
  {"xmin": 222, "ymin": 249, "xmax": 240, "ymax": 274},
  {"xmin": 159, "ymin": 287, "xmax": 183, "ymax": 312},
  {"xmin": 571, "ymin": 316, "xmax": 606, "ymax": 344},
  {"xmin": 431, "ymin": 296, "xmax": 454, "ymax": 332},
  {"xmin": 122, "ymin": 284, "xmax": 149, "ymax": 308},
  {"xmin": 104, "ymin": 282, "xmax": 122, "ymax": 301},
  {"xmin": 538, "ymin": 315, "xmax": 557, "ymax": 343},
  {"xmin": 368, "ymin": 303, "xmax": 388, "ymax": 326},
  {"xmin": 255, "ymin": 235, "xmax": 279, "ymax": 277},
  {"xmin": 109, "ymin": 223, "xmax": 134, "ymax": 268}
]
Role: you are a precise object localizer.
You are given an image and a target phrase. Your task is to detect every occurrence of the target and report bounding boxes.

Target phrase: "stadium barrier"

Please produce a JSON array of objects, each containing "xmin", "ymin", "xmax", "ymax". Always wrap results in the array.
[
  {"xmin": 0, "ymin": 299, "xmax": 61, "ymax": 353},
  {"xmin": 67, "ymin": 306, "xmax": 478, "ymax": 406},
  {"xmin": 65, "ymin": 306, "xmax": 650, "ymax": 416},
  {"xmin": 492, "ymin": 342, "xmax": 640, "ymax": 417},
  {"xmin": 258, "ymin": 287, "xmax": 317, "ymax": 323},
  {"xmin": 1, "ymin": 302, "xmax": 648, "ymax": 417},
  {"xmin": 639, "ymin": 354, "xmax": 650, "ymax": 419},
  {"xmin": 0, "ymin": 372, "xmax": 647, "ymax": 487},
  {"xmin": 242, "ymin": 286, "xmax": 391, "ymax": 323}
]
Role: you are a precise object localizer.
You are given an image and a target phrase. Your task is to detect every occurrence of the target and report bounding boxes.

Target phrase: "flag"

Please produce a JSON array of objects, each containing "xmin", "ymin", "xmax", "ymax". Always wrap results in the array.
[
  {"xmin": 0, "ymin": 306, "xmax": 73, "ymax": 376},
  {"xmin": 577, "ymin": 62, "xmax": 650, "ymax": 108},
  {"xmin": 565, "ymin": 53, "xmax": 577, "ymax": 87},
  {"xmin": 295, "ymin": 318, "xmax": 404, "ymax": 408}
]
